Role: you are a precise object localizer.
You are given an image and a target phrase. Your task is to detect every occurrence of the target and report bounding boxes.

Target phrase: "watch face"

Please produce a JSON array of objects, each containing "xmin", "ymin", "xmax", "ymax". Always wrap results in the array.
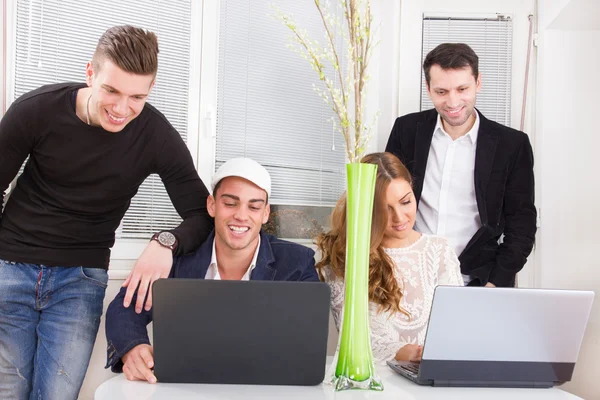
[{"xmin": 158, "ymin": 231, "xmax": 177, "ymax": 247}]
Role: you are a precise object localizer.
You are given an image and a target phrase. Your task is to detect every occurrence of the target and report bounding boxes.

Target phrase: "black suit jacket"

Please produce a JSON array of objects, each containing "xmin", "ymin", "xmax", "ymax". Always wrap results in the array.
[{"xmin": 385, "ymin": 109, "xmax": 536, "ymax": 287}]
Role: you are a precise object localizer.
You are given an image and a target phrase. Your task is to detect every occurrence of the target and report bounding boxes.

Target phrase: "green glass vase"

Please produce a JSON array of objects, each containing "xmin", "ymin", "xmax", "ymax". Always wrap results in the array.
[{"xmin": 331, "ymin": 162, "xmax": 383, "ymax": 391}]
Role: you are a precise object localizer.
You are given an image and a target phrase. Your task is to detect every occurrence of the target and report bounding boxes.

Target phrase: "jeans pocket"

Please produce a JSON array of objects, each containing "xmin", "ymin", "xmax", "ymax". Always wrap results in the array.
[{"xmin": 79, "ymin": 267, "xmax": 109, "ymax": 288}]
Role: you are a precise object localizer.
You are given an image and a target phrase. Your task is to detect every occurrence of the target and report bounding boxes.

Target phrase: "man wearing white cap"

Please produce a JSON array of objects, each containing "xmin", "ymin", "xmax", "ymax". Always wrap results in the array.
[{"xmin": 104, "ymin": 158, "xmax": 319, "ymax": 383}]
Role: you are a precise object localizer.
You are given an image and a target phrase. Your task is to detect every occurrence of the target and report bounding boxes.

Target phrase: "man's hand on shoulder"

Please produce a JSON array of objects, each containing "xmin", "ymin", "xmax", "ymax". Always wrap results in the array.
[
  {"xmin": 122, "ymin": 240, "xmax": 173, "ymax": 313},
  {"xmin": 122, "ymin": 344, "xmax": 157, "ymax": 384}
]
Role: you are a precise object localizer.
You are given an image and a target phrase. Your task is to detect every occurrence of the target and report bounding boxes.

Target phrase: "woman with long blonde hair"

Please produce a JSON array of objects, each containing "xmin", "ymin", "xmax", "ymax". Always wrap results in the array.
[{"xmin": 316, "ymin": 152, "xmax": 463, "ymax": 363}]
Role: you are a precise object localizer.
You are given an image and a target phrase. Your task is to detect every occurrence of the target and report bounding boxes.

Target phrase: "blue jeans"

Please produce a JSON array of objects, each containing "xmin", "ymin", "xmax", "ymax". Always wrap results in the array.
[{"xmin": 0, "ymin": 260, "xmax": 108, "ymax": 400}]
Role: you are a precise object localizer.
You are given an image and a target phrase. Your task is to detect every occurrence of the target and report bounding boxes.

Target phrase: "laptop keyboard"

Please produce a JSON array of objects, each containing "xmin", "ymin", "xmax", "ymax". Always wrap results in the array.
[{"xmin": 400, "ymin": 363, "xmax": 420, "ymax": 377}]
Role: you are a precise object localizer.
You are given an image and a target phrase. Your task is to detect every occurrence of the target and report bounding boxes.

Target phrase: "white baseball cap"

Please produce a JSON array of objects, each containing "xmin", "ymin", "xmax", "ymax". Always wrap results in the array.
[{"xmin": 211, "ymin": 158, "xmax": 272, "ymax": 197}]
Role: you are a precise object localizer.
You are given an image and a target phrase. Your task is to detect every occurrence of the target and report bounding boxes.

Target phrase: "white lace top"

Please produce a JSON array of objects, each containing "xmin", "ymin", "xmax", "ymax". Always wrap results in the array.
[{"xmin": 323, "ymin": 234, "xmax": 463, "ymax": 363}]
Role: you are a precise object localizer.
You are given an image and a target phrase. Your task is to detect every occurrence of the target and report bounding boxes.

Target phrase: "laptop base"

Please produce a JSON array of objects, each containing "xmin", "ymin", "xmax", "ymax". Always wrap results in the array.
[
  {"xmin": 432, "ymin": 380, "xmax": 554, "ymax": 388},
  {"xmin": 387, "ymin": 360, "xmax": 557, "ymax": 388}
]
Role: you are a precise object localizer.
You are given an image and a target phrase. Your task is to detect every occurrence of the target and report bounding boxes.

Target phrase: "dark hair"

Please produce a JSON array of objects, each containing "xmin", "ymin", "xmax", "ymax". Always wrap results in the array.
[
  {"xmin": 423, "ymin": 43, "xmax": 479, "ymax": 86},
  {"xmin": 92, "ymin": 25, "xmax": 159, "ymax": 76},
  {"xmin": 315, "ymin": 152, "xmax": 412, "ymax": 316}
]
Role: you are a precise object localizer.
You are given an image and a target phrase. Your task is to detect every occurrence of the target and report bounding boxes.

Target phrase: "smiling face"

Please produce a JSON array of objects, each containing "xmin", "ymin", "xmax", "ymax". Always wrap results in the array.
[
  {"xmin": 207, "ymin": 176, "xmax": 270, "ymax": 253},
  {"xmin": 85, "ymin": 59, "xmax": 154, "ymax": 132},
  {"xmin": 427, "ymin": 64, "xmax": 481, "ymax": 135},
  {"xmin": 381, "ymin": 178, "xmax": 417, "ymax": 247}
]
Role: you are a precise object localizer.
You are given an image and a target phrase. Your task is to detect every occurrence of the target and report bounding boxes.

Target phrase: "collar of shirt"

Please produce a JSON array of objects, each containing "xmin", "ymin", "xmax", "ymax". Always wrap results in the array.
[
  {"xmin": 434, "ymin": 110, "xmax": 480, "ymax": 145},
  {"xmin": 206, "ymin": 235, "xmax": 261, "ymax": 280}
]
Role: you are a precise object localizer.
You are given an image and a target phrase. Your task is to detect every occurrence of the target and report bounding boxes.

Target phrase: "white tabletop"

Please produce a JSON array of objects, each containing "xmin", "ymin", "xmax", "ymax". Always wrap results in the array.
[{"xmin": 96, "ymin": 358, "xmax": 583, "ymax": 400}]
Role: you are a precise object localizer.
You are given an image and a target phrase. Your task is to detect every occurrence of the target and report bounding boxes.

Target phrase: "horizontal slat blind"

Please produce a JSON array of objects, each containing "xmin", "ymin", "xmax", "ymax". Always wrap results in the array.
[
  {"xmin": 421, "ymin": 16, "xmax": 513, "ymax": 126},
  {"xmin": 216, "ymin": 0, "xmax": 346, "ymax": 206},
  {"xmin": 12, "ymin": 0, "xmax": 193, "ymax": 239}
]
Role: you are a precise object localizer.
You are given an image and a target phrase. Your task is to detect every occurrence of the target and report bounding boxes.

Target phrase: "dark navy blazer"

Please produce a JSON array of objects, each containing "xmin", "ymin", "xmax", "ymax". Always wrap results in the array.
[
  {"xmin": 104, "ymin": 230, "xmax": 319, "ymax": 372},
  {"xmin": 386, "ymin": 108, "xmax": 536, "ymax": 287}
]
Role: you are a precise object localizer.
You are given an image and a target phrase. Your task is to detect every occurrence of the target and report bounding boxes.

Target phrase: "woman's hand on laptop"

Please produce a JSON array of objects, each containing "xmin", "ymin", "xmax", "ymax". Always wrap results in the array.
[
  {"xmin": 122, "ymin": 344, "xmax": 157, "ymax": 384},
  {"xmin": 395, "ymin": 344, "xmax": 423, "ymax": 363}
]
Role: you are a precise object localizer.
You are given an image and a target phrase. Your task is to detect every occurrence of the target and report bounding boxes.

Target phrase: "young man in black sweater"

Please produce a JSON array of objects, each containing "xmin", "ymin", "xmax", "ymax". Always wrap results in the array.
[{"xmin": 0, "ymin": 25, "xmax": 213, "ymax": 399}]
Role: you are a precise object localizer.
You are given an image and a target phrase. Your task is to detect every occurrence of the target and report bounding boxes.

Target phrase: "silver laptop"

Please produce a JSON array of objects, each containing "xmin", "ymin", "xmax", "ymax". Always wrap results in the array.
[
  {"xmin": 387, "ymin": 286, "xmax": 594, "ymax": 388},
  {"xmin": 152, "ymin": 279, "xmax": 330, "ymax": 385}
]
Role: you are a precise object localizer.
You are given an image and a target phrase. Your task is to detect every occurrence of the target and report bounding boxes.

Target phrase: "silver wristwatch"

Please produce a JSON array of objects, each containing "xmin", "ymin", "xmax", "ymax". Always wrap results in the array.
[{"xmin": 151, "ymin": 231, "xmax": 178, "ymax": 252}]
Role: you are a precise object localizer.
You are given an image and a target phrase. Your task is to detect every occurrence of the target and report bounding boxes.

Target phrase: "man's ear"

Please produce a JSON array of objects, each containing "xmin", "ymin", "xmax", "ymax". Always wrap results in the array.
[
  {"xmin": 85, "ymin": 61, "xmax": 94, "ymax": 87},
  {"xmin": 261, "ymin": 204, "xmax": 270, "ymax": 225},
  {"xmin": 476, "ymin": 72, "xmax": 482, "ymax": 93},
  {"xmin": 207, "ymin": 195, "xmax": 216, "ymax": 218}
]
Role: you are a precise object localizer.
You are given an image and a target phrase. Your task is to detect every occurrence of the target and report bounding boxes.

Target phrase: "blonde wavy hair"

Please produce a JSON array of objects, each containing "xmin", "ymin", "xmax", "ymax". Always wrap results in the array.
[{"xmin": 315, "ymin": 152, "xmax": 412, "ymax": 317}]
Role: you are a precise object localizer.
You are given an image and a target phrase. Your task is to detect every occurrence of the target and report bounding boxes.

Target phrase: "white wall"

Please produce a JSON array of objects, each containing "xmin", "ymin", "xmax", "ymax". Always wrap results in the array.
[
  {"xmin": 535, "ymin": 1, "xmax": 600, "ymax": 398},
  {"xmin": 1, "ymin": 0, "xmax": 16, "ymax": 116},
  {"xmin": 367, "ymin": 1, "xmax": 402, "ymax": 156},
  {"xmin": 388, "ymin": 0, "xmax": 536, "ymax": 145}
]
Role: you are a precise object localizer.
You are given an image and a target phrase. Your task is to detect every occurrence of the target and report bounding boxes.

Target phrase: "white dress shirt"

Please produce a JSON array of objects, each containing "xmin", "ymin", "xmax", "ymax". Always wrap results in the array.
[
  {"xmin": 415, "ymin": 112, "xmax": 482, "ymax": 270},
  {"xmin": 204, "ymin": 236, "xmax": 261, "ymax": 281}
]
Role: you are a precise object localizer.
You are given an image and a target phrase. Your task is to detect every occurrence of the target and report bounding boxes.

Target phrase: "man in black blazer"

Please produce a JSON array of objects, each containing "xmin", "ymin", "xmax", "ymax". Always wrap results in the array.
[{"xmin": 385, "ymin": 43, "xmax": 536, "ymax": 287}]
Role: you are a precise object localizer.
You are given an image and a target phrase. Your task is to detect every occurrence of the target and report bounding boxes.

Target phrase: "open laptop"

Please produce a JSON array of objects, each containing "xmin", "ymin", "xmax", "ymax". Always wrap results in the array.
[
  {"xmin": 387, "ymin": 286, "xmax": 594, "ymax": 388},
  {"xmin": 152, "ymin": 279, "xmax": 330, "ymax": 385}
]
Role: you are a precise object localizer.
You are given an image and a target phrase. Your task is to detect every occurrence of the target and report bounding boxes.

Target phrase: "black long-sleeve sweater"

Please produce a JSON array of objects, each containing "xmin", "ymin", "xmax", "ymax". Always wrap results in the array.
[{"xmin": 0, "ymin": 83, "xmax": 213, "ymax": 269}]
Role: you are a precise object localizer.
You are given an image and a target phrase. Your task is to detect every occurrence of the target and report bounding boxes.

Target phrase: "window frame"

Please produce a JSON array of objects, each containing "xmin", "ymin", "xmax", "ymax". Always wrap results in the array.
[
  {"xmin": 420, "ymin": 12, "xmax": 514, "ymax": 127},
  {"xmin": 0, "ymin": 0, "xmax": 390, "ymax": 270},
  {"xmin": 111, "ymin": 0, "xmax": 207, "ymax": 263}
]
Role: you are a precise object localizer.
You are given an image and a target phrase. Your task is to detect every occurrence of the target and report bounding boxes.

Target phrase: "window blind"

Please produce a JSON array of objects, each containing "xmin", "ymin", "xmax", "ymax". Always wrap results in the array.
[
  {"xmin": 215, "ymin": 0, "xmax": 346, "ymax": 207},
  {"xmin": 421, "ymin": 15, "xmax": 513, "ymax": 126},
  {"xmin": 12, "ymin": 0, "xmax": 193, "ymax": 239}
]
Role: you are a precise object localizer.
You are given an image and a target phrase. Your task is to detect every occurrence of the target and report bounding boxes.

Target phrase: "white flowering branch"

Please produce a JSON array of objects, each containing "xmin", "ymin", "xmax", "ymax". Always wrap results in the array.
[{"xmin": 274, "ymin": 0, "xmax": 377, "ymax": 163}]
